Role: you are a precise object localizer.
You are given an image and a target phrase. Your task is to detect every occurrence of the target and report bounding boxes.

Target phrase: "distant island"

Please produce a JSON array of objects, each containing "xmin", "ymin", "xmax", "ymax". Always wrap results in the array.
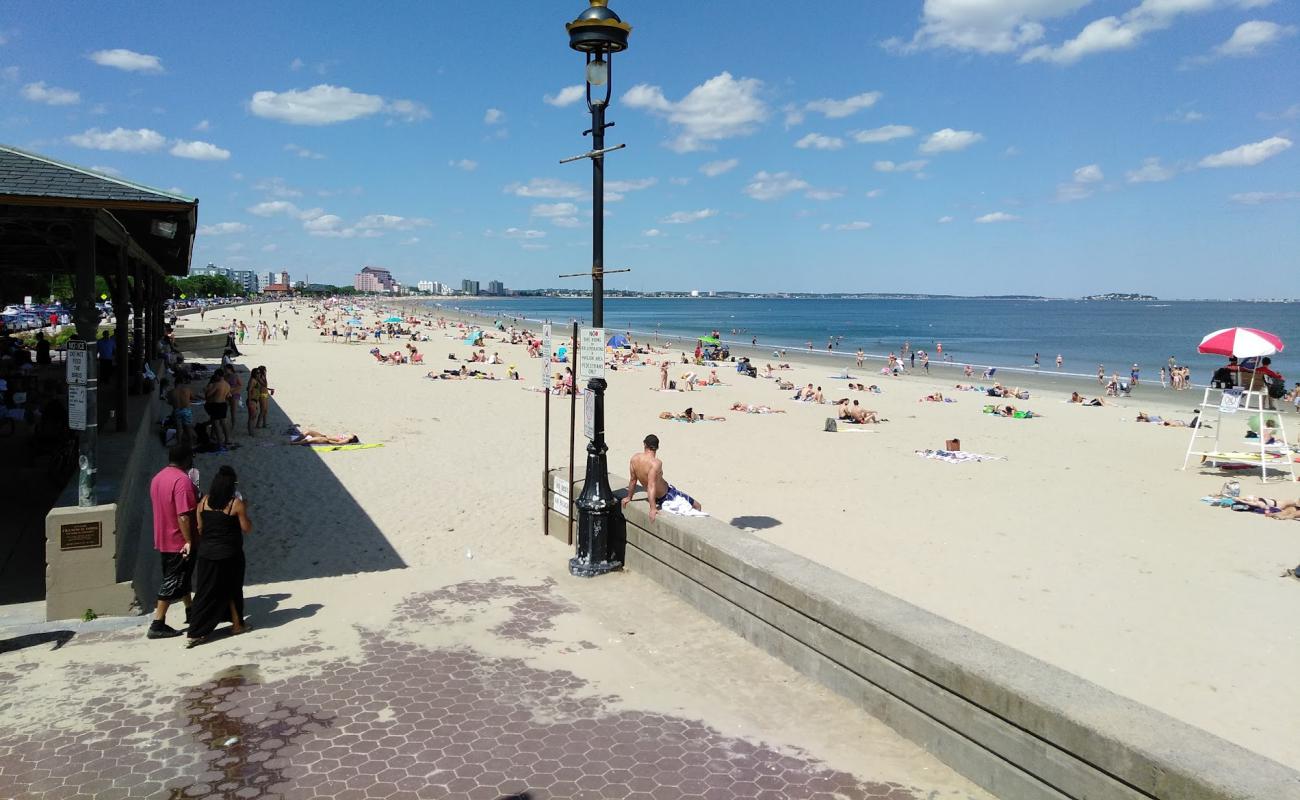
[{"xmin": 1081, "ymin": 293, "xmax": 1158, "ymax": 301}]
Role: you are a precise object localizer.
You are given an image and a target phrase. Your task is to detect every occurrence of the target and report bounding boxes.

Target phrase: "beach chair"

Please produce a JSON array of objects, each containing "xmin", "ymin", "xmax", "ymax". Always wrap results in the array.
[{"xmin": 982, "ymin": 367, "xmax": 997, "ymax": 380}]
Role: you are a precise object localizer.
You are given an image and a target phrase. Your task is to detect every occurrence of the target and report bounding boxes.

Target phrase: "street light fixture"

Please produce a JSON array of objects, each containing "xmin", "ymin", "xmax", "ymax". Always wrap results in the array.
[{"xmin": 566, "ymin": 0, "xmax": 631, "ymax": 578}]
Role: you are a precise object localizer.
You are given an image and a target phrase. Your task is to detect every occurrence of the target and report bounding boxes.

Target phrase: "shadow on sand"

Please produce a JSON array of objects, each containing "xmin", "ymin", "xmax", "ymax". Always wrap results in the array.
[
  {"xmin": 729, "ymin": 515, "xmax": 782, "ymax": 531},
  {"xmin": 0, "ymin": 629, "xmax": 75, "ymax": 655},
  {"xmin": 242, "ymin": 592, "xmax": 323, "ymax": 631},
  {"xmin": 180, "ymin": 360, "xmax": 407, "ymax": 588}
]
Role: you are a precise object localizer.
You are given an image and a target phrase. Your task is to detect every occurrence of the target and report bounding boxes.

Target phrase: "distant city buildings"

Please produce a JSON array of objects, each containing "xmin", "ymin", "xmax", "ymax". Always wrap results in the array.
[
  {"xmin": 193, "ymin": 263, "xmax": 259, "ymax": 294},
  {"xmin": 461, "ymin": 279, "xmax": 480, "ymax": 296},
  {"xmin": 276, "ymin": 270, "xmax": 290, "ymax": 287},
  {"xmin": 355, "ymin": 266, "xmax": 396, "ymax": 293},
  {"xmin": 487, "ymin": 280, "xmax": 504, "ymax": 296},
  {"xmin": 417, "ymin": 280, "xmax": 440, "ymax": 293}
]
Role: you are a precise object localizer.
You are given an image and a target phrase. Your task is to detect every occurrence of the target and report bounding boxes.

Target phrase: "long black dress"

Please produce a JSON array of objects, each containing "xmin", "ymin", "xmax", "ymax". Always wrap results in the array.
[{"xmin": 189, "ymin": 501, "xmax": 245, "ymax": 638}]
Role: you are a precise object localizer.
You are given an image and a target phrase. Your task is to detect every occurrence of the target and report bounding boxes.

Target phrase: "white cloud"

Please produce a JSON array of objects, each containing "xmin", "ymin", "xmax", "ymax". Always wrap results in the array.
[
  {"xmin": 255, "ymin": 177, "xmax": 302, "ymax": 198},
  {"xmin": 170, "ymin": 140, "xmax": 230, "ymax": 160},
  {"xmin": 1258, "ymin": 103, "xmax": 1300, "ymax": 121},
  {"xmin": 484, "ymin": 108, "xmax": 505, "ymax": 124},
  {"xmin": 805, "ymin": 188, "xmax": 844, "ymax": 201},
  {"xmin": 449, "ymin": 158, "xmax": 478, "ymax": 171},
  {"xmin": 551, "ymin": 217, "xmax": 581, "ymax": 228},
  {"xmin": 873, "ymin": 159, "xmax": 928, "ymax": 172},
  {"xmin": 818, "ymin": 223, "xmax": 832, "ymax": 232},
  {"xmin": 920, "ymin": 128, "xmax": 984, "ymax": 153},
  {"xmin": 975, "ymin": 211, "xmax": 1020, "ymax": 223},
  {"xmin": 623, "ymin": 72, "xmax": 768, "ymax": 152},
  {"xmin": 804, "ymin": 92, "xmax": 882, "ymax": 119},
  {"xmin": 1199, "ymin": 136, "xmax": 1291, "ymax": 168},
  {"xmin": 606, "ymin": 177, "xmax": 658, "ymax": 194},
  {"xmin": 247, "ymin": 200, "xmax": 305, "ymax": 218},
  {"xmin": 21, "ymin": 81, "xmax": 79, "ymax": 105},
  {"xmin": 285, "ymin": 143, "xmax": 325, "ymax": 159},
  {"xmin": 835, "ymin": 221, "xmax": 873, "ymax": 231},
  {"xmin": 1228, "ymin": 191, "xmax": 1300, "ymax": 204},
  {"xmin": 700, "ymin": 158, "xmax": 739, "ymax": 177},
  {"xmin": 1164, "ymin": 109, "xmax": 1205, "ymax": 123},
  {"xmin": 502, "ymin": 227, "xmax": 546, "ymax": 239},
  {"xmin": 249, "ymin": 84, "xmax": 423, "ymax": 125},
  {"xmin": 197, "ymin": 222, "xmax": 248, "ymax": 235},
  {"xmin": 1055, "ymin": 183, "xmax": 1094, "ymax": 202},
  {"xmin": 865, "ymin": 189, "xmax": 884, "ymax": 198},
  {"xmin": 1019, "ymin": 0, "xmax": 1276, "ymax": 65},
  {"xmin": 531, "ymin": 202, "xmax": 578, "ymax": 218},
  {"xmin": 356, "ymin": 214, "xmax": 429, "ymax": 231},
  {"xmin": 289, "ymin": 58, "xmax": 304, "ymax": 71},
  {"xmin": 938, "ymin": 215, "xmax": 955, "ymax": 223},
  {"xmin": 1215, "ymin": 19, "xmax": 1296, "ymax": 56},
  {"xmin": 743, "ymin": 171, "xmax": 810, "ymax": 200},
  {"xmin": 89, "ymin": 48, "xmax": 163, "ymax": 73},
  {"xmin": 400, "ymin": 237, "xmax": 420, "ymax": 245},
  {"xmin": 504, "ymin": 178, "xmax": 585, "ymax": 199},
  {"xmin": 660, "ymin": 209, "xmax": 718, "ymax": 224},
  {"xmin": 68, "ymin": 127, "xmax": 165, "ymax": 152},
  {"xmin": 303, "ymin": 214, "xmax": 345, "ymax": 234},
  {"xmin": 851, "ymin": 125, "xmax": 915, "ymax": 143},
  {"xmin": 643, "ymin": 228, "xmax": 662, "ymax": 237},
  {"xmin": 544, "ymin": 85, "xmax": 586, "ymax": 107},
  {"xmin": 1126, "ymin": 157, "xmax": 1178, "ymax": 183},
  {"xmin": 794, "ymin": 132, "xmax": 844, "ymax": 150},
  {"xmin": 194, "ymin": 119, "xmax": 211, "ymax": 131},
  {"xmin": 88, "ymin": 165, "xmax": 121, "ymax": 176},
  {"xmin": 888, "ymin": 0, "xmax": 1089, "ymax": 54},
  {"xmin": 1073, "ymin": 163, "xmax": 1104, "ymax": 182}
]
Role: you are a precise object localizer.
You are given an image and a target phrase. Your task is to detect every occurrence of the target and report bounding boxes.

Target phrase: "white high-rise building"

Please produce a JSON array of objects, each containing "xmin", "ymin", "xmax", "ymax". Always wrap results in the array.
[{"xmin": 417, "ymin": 280, "xmax": 435, "ymax": 293}]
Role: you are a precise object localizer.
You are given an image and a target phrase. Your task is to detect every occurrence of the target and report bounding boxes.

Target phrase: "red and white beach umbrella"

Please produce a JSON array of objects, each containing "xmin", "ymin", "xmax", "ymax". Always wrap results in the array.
[{"xmin": 1196, "ymin": 327, "xmax": 1285, "ymax": 358}]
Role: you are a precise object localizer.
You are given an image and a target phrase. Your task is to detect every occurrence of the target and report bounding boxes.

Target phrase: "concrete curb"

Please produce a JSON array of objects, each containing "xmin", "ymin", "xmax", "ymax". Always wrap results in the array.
[{"xmin": 545, "ymin": 472, "xmax": 1300, "ymax": 800}]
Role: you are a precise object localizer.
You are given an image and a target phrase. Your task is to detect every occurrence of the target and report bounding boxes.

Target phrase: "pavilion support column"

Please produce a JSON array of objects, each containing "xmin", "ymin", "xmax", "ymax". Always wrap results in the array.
[
  {"xmin": 130, "ymin": 260, "xmax": 145, "ymax": 385},
  {"xmin": 113, "ymin": 247, "xmax": 129, "ymax": 429},
  {"xmin": 144, "ymin": 272, "xmax": 156, "ymax": 362},
  {"xmin": 73, "ymin": 216, "xmax": 99, "ymax": 507}
]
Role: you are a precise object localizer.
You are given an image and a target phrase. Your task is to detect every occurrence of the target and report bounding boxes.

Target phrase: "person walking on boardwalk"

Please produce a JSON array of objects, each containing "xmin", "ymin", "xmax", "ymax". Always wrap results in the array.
[
  {"xmin": 186, "ymin": 465, "xmax": 252, "ymax": 647},
  {"xmin": 147, "ymin": 444, "xmax": 197, "ymax": 639}
]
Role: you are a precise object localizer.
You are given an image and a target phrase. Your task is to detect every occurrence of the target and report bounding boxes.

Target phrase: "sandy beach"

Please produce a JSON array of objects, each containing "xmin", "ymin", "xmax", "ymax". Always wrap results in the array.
[{"xmin": 187, "ymin": 300, "xmax": 1299, "ymax": 770}]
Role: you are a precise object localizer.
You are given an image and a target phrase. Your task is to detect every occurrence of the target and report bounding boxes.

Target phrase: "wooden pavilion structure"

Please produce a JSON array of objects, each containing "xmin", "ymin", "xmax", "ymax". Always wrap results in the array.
[{"xmin": 0, "ymin": 144, "xmax": 198, "ymax": 505}]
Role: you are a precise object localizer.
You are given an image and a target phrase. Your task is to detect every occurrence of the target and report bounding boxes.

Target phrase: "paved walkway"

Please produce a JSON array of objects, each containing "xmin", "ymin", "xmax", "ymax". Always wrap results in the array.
[{"xmin": 0, "ymin": 558, "xmax": 993, "ymax": 800}]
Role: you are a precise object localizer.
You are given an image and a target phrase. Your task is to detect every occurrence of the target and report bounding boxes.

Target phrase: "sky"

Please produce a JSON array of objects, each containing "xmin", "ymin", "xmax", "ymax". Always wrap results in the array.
[{"xmin": 1, "ymin": 1, "xmax": 1297, "ymax": 297}]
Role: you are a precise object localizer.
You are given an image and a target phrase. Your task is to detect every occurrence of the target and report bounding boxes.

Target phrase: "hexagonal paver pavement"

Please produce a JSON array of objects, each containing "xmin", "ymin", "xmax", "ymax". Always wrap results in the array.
[{"xmin": 0, "ymin": 578, "xmax": 948, "ymax": 799}]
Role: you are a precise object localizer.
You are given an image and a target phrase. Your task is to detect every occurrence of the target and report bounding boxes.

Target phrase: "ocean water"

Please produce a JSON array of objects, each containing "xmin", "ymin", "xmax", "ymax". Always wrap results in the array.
[{"xmin": 425, "ymin": 297, "xmax": 1300, "ymax": 385}]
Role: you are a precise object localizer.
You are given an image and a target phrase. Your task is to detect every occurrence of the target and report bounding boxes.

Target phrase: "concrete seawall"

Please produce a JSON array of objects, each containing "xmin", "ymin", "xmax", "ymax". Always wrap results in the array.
[{"xmin": 544, "ymin": 470, "xmax": 1300, "ymax": 800}]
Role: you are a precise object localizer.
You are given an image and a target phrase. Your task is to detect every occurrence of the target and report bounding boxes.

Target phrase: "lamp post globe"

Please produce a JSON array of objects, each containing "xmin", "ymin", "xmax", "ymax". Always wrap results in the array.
[{"xmin": 566, "ymin": 0, "xmax": 630, "ymax": 578}]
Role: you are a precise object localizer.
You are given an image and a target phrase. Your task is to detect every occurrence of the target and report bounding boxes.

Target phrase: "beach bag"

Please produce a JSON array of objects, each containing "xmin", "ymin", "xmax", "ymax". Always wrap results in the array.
[
  {"xmin": 824, "ymin": 418, "xmax": 838, "ymax": 432},
  {"xmin": 1266, "ymin": 376, "xmax": 1285, "ymax": 399},
  {"xmin": 1220, "ymin": 481, "xmax": 1240, "ymax": 498},
  {"xmin": 945, "ymin": 438, "xmax": 961, "ymax": 451},
  {"xmin": 669, "ymin": 380, "xmax": 676, "ymax": 390}
]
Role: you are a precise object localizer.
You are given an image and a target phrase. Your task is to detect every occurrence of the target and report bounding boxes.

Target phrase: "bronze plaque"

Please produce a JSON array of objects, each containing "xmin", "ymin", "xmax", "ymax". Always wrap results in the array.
[{"xmin": 60, "ymin": 521, "xmax": 102, "ymax": 551}]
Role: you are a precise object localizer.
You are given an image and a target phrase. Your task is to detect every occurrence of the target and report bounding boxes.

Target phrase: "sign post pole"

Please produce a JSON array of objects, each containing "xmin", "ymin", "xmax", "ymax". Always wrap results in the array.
[
  {"xmin": 567, "ymin": 321, "xmax": 578, "ymax": 546},
  {"xmin": 542, "ymin": 323, "xmax": 552, "ymax": 537}
]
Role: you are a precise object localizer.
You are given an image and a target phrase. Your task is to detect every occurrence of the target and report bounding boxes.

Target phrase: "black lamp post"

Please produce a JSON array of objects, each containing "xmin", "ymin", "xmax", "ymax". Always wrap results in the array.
[{"xmin": 567, "ymin": 0, "xmax": 630, "ymax": 578}]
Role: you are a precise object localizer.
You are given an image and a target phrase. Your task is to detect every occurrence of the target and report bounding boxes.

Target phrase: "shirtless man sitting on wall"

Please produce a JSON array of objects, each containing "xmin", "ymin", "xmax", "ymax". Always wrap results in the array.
[{"xmin": 621, "ymin": 434, "xmax": 702, "ymax": 522}]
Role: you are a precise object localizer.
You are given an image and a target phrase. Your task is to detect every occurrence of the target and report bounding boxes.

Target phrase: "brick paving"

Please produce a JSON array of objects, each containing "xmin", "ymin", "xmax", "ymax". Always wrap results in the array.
[{"xmin": 0, "ymin": 577, "xmax": 971, "ymax": 799}]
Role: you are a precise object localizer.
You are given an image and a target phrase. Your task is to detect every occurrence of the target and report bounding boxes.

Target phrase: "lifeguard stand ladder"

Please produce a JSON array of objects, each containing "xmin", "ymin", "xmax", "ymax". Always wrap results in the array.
[{"xmin": 1182, "ymin": 387, "xmax": 1296, "ymax": 483}]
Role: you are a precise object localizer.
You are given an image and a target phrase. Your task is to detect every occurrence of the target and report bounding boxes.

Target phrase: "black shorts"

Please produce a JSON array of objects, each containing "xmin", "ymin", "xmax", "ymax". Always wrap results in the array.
[
  {"xmin": 204, "ymin": 402, "xmax": 228, "ymax": 421},
  {"xmin": 158, "ymin": 552, "xmax": 192, "ymax": 601}
]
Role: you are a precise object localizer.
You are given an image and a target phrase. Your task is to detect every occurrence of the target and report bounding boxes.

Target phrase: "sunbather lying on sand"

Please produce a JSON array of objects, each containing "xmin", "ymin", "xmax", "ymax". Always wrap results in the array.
[
  {"xmin": 1136, "ymin": 411, "xmax": 1204, "ymax": 427},
  {"xmin": 1069, "ymin": 392, "xmax": 1108, "ymax": 406},
  {"xmin": 835, "ymin": 399, "xmax": 881, "ymax": 423},
  {"xmin": 1265, "ymin": 499, "xmax": 1300, "ymax": 520},
  {"xmin": 729, "ymin": 402, "xmax": 785, "ymax": 414},
  {"xmin": 659, "ymin": 407, "xmax": 725, "ymax": 423},
  {"xmin": 290, "ymin": 430, "xmax": 360, "ymax": 445}
]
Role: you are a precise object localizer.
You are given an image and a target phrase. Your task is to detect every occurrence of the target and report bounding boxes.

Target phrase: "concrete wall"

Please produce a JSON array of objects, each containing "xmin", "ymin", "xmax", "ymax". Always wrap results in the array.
[
  {"xmin": 543, "ymin": 470, "xmax": 1300, "ymax": 800},
  {"xmin": 47, "ymin": 387, "xmax": 165, "ymax": 619}
]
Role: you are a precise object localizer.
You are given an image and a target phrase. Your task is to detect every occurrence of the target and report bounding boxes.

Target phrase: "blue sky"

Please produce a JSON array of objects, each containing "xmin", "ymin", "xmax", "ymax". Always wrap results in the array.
[{"xmin": 1, "ymin": 1, "xmax": 1296, "ymax": 297}]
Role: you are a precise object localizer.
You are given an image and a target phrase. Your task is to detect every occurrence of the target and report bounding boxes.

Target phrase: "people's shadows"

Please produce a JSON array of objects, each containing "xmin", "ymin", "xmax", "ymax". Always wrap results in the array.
[
  {"xmin": 497, "ymin": 794, "xmax": 532, "ymax": 800},
  {"xmin": 198, "ymin": 390, "xmax": 407, "ymax": 585},
  {"xmin": 243, "ymin": 593, "xmax": 322, "ymax": 632},
  {"xmin": 729, "ymin": 515, "xmax": 781, "ymax": 531},
  {"xmin": 0, "ymin": 629, "xmax": 74, "ymax": 655}
]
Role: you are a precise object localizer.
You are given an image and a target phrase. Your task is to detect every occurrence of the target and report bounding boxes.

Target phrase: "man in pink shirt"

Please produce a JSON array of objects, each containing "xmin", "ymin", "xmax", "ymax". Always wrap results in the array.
[{"xmin": 147, "ymin": 444, "xmax": 197, "ymax": 639}]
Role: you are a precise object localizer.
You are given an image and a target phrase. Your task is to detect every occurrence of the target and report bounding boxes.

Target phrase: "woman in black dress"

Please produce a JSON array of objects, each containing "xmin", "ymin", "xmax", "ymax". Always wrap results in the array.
[{"xmin": 186, "ymin": 465, "xmax": 252, "ymax": 647}]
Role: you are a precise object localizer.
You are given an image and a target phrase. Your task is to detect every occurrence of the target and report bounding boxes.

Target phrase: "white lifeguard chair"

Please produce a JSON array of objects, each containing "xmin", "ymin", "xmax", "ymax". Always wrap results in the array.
[{"xmin": 1182, "ymin": 386, "xmax": 1296, "ymax": 483}]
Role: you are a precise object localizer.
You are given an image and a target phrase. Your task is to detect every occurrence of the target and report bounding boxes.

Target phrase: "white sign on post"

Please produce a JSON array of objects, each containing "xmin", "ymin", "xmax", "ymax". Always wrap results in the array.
[
  {"xmin": 541, "ymin": 323, "xmax": 553, "ymax": 389},
  {"xmin": 68, "ymin": 385, "xmax": 87, "ymax": 431},
  {"xmin": 551, "ymin": 492, "xmax": 570, "ymax": 516},
  {"xmin": 578, "ymin": 327, "xmax": 605, "ymax": 382},
  {"xmin": 553, "ymin": 476, "xmax": 569, "ymax": 500},
  {"xmin": 584, "ymin": 391, "xmax": 595, "ymax": 440},
  {"xmin": 1219, "ymin": 388, "xmax": 1243, "ymax": 414},
  {"xmin": 66, "ymin": 340, "xmax": 88, "ymax": 385}
]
